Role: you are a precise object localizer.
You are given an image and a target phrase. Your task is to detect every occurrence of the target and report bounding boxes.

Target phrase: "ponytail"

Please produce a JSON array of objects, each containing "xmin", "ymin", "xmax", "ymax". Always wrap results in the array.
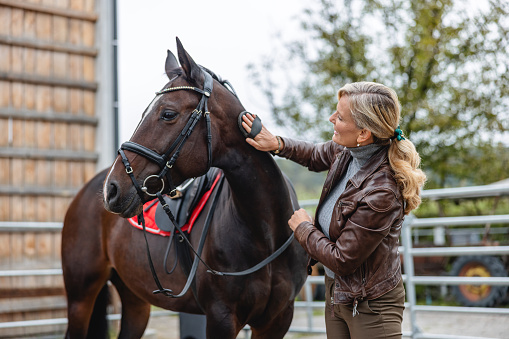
[{"xmin": 388, "ymin": 138, "xmax": 426, "ymax": 214}]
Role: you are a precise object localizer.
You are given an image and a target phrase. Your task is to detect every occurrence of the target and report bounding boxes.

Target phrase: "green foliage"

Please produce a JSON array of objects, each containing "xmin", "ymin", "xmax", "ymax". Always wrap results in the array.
[
  {"xmin": 250, "ymin": 0, "xmax": 509, "ymax": 188},
  {"xmin": 415, "ymin": 196, "xmax": 509, "ymax": 218}
]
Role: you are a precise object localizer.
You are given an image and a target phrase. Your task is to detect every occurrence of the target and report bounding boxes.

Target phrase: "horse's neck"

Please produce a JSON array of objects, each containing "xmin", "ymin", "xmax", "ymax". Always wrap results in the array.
[{"xmin": 219, "ymin": 148, "xmax": 293, "ymax": 234}]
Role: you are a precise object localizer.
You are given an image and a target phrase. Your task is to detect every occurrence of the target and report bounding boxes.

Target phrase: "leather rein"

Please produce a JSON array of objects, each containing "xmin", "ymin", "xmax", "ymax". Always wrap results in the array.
[{"xmin": 117, "ymin": 67, "xmax": 294, "ymax": 298}]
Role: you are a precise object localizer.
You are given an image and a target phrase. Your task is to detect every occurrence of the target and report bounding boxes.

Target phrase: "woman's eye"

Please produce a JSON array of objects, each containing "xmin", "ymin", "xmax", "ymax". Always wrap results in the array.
[{"xmin": 161, "ymin": 110, "xmax": 178, "ymax": 121}]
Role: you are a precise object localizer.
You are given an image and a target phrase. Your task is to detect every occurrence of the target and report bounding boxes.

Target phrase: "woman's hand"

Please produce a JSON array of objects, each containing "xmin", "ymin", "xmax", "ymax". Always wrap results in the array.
[
  {"xmin": 242, "ymin": 113, "xmax": 280, "ymax": 152},
  {"xmin": 288, "ymin": 208, "xmax": 313, "ymax": 232}
]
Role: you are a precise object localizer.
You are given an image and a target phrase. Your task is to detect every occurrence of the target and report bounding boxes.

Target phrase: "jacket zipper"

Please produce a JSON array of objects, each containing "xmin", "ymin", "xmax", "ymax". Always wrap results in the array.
[
  {"xmin": 353, "ymin": 263, "xmax": 367, "ymax": 317},
  {"xmin": 352, "ymin": 299, "xmax": 359, "ymax": 317}
]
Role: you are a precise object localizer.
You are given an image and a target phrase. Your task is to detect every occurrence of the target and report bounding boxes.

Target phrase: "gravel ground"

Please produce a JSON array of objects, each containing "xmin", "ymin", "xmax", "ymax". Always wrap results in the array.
[{"xmin": 141, "ymin": 308, "xmax": 509, "ymax": 339}]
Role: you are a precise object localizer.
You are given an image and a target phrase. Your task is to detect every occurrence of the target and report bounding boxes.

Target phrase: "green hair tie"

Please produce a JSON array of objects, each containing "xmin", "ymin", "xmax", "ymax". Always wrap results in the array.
[{"xmin": 394, "ymin": 126, "xmax": 405, "ymax": 141}]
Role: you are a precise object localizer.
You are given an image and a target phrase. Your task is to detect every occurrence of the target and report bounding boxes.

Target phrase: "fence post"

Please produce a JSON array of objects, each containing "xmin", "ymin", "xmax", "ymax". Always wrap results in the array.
[
  {"xmin": 402, "ymin": 215, "xmax": 419, "ymax": 338},
  {"xmin": 304, "ymin": 277, "xmax": 314, "ymax": 332}
]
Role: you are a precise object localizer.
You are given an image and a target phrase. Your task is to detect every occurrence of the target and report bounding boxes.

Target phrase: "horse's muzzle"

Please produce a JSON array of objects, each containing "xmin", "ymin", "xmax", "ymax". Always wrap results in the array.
[{"xmin": 103, "ymin": 180, "xmax": 142, "ymax": 218}]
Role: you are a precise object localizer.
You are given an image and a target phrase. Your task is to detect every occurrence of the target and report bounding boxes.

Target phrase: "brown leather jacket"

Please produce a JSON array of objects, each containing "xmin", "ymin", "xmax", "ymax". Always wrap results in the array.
[{"xmin": 279, "ymin": 137, "xmax": 404, "ymax": 305}]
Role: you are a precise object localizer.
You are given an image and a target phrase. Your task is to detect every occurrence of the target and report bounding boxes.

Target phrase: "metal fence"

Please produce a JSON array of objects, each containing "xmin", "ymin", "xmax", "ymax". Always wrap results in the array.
[
  {"xmin": 401, "ymin": 223, "xmax": 509, "ymax": 339},
  {"xmin": 1, "ymin": 183, "xmax": 509, "ymax": 338},
  {"xmin": 400, "ymin": 183, "xmax": 509, "ymax": 339}
]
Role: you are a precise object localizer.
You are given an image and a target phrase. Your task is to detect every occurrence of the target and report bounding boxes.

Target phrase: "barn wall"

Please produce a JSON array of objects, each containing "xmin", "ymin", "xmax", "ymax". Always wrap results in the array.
[{"xmin": 0, "ymin": 0, "xmax": 116, "ymax": 335}]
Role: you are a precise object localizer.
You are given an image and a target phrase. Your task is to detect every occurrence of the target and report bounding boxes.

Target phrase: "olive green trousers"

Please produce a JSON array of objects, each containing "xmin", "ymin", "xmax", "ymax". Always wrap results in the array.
[{"xmin": 324, "ymin": 274, "xmax": 405, "ymax": 339}]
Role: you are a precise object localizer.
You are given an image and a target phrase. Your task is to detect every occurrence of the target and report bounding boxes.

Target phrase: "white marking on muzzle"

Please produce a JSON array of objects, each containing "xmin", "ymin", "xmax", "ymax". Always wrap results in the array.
[{"xmin": 103, "ymin": 157, "xmax": 120, "ymax": 203}]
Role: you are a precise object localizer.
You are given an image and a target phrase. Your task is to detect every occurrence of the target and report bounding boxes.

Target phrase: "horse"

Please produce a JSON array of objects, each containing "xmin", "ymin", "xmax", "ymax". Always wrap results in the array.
[{"xmin": 61, "ymin": 37, "xmax": 308, "ymax": 339}]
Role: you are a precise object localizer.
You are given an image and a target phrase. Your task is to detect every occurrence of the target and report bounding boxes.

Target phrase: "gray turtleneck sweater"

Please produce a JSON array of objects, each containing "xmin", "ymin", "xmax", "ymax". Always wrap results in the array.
[{"xmin": 317, "ymin": 143, "xmax": 383, "ymax": 278}]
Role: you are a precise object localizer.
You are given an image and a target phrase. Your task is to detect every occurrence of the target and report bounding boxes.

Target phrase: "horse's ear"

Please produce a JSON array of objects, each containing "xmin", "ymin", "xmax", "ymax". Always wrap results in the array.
[
  {"xmin": 165, "ymin": 49, "xmax": 179, "ymax": 78},
  {"xmin": 176, "ymin": 37, "xmax": 202, "ymax": 84}
]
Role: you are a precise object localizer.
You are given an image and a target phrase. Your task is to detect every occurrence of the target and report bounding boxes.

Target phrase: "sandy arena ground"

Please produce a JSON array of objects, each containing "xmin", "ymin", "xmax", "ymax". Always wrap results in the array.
[{"xmin": 140, "ymin": 307, "xmax": 509, "ymax": 339}]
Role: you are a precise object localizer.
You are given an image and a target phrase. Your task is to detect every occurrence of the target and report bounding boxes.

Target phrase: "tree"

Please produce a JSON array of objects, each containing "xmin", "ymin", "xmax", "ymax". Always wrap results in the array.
[{"xmin": 249, "ymin": 0, "xmax": 509, "ymax": 188}]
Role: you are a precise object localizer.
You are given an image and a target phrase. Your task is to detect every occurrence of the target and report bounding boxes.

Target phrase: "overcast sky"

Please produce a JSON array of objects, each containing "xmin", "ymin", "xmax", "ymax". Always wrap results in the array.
[{"xmin": 117, "ymin": 1, "xmax": 306, "ymax": 143}]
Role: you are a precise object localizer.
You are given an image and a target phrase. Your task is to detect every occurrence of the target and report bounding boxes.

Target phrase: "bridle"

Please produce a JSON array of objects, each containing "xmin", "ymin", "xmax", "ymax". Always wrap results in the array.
[
  {"xmin": 115, "ymin": 66, "xmax": 295, "ymax": 299},
  {"xmin": 118, "ymin": 69, "xmax": 214, "ymax": 199}
]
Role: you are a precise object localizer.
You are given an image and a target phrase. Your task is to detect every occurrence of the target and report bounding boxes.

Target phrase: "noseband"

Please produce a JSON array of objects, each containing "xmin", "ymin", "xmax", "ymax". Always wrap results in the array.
[{"xmin": 118, "ymin": 69, "xmax": 214, "ymax": 199}]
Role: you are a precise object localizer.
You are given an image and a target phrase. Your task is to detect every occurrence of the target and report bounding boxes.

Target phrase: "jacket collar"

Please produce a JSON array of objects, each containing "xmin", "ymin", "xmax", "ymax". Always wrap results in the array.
[
  {"xmin": 348, "ymin": 145, "xmax": 390, "ymax": 189},
  {"xmin": 319, "ymin": 144, "xmax": 390, "ymax": 208}
]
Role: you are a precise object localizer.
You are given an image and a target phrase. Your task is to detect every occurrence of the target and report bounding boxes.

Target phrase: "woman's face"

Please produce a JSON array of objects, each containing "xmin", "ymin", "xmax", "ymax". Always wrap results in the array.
[{"xmin": 329, "ymin": 95, "xmax": 362, "ymax": 147}]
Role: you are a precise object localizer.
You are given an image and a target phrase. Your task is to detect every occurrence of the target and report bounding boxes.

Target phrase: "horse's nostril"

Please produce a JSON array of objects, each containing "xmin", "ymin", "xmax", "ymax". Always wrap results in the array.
[{"xmin": 107, "ymin": 182, "xmax": 118, "ymax": 202}]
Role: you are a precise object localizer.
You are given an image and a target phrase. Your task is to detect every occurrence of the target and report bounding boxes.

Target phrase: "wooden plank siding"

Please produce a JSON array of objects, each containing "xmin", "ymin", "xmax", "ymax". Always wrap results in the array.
[{"xmin": 0, "ymin": 0, "xmax": 104, "ymax": 336}]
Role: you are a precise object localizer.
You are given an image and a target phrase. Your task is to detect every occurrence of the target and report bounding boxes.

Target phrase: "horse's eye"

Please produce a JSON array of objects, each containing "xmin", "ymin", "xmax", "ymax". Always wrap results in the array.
[{"xmin": 161, "ymin": 110, "xmax": 178, "ymax": 121}]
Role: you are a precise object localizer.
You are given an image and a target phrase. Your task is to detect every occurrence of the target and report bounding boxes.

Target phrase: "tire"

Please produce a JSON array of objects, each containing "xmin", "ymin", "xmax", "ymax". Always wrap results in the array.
[{"xmin": 450, "ymin": 255, "xmax": 508, "ymax": 307}]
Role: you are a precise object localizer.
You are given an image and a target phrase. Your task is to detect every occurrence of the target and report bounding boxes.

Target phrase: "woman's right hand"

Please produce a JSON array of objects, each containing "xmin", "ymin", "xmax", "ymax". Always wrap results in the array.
[{"xmin": 242, "ymin": 113, "xmax": 281, "ymax": 152}]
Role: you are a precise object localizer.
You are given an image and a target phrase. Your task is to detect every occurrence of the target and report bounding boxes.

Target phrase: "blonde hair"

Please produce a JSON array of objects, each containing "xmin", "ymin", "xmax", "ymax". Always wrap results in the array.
[{"xmin": 338, "ymin": 82, "xmax": 427, "ymax": 214}]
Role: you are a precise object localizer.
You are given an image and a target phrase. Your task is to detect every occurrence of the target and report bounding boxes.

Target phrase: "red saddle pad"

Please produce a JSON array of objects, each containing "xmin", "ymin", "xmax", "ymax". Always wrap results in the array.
[{"xmin": 128, "ymin": 172, "xmax": 222, "ymax": 236}]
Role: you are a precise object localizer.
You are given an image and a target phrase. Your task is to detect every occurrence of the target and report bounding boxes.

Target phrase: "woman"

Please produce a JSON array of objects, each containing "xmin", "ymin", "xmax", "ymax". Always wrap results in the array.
[{"xmin": 242, "ymin": 82, "xmax": 426, "ymax": 339}]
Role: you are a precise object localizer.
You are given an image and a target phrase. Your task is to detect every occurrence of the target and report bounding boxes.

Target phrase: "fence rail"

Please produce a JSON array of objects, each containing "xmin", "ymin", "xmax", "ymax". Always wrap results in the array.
[
  {"xmin": 411, "ymin": 214, "xmax": 509, "ymax": 227},
  {"xmin": 0, "ymin": 269, "xmax": 62, "ymax": 277},
  {"xmin": 402, "ymin": 245, "xmax": 509, "ymax": 256},
  {"xmin": 0, "ymin": 221, "xmax": 63, "ymax": 232},
  {"xmin": 0, "ymin": 310, "xmax": 178, "ymax": 330}
]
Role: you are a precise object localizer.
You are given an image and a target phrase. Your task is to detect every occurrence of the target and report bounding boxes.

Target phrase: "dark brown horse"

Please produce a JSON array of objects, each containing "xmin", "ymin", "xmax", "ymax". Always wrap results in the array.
[{"xmin": 61, "ymin": 38, "xmax": 308, "ymax": 338}]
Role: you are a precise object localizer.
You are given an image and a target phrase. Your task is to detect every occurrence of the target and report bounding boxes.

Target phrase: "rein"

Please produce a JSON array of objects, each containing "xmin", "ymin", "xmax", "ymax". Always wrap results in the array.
[{"xmin": 117, "ymin": 67, "xmax": 295, "ymax": 298}]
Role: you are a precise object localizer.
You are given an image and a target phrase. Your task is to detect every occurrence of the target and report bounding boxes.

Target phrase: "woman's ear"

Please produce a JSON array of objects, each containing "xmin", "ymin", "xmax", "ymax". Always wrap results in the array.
[{"xmin": 357, "ymin": 129, "xmax": 373, "ymax": 144}]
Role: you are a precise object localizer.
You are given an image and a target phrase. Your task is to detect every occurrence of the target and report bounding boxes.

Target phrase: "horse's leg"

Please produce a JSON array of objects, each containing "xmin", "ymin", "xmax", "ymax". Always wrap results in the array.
[
  {"xmin": 63, "ymin": 226, "xmax": 111, "ymax": 339},
  {"xmin": 249, "ymin": 302, "xmax": 295, "ymax": 339},
  {"xmin": 205, "ymin": 306, "xmax": 242, "ymax": 339},
  {"xmin": 111, "ymin": 271, "xmax": 151, "ymax": 339},
  {"xmin": 64, "ymin": 271, "xmax": 111, "ymax": 339}
]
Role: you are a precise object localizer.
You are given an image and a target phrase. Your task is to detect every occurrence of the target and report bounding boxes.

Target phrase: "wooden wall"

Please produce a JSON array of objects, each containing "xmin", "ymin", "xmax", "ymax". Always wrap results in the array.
[{"xmin": 0, "ymin": 0, "xmax": 105, "ymax": 336}]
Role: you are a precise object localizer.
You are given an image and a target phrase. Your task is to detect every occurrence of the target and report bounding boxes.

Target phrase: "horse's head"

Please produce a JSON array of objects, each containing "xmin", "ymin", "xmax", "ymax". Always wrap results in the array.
[{"xmin": 103, "ymin": 38, "xmax": 244, "ymax": 218}]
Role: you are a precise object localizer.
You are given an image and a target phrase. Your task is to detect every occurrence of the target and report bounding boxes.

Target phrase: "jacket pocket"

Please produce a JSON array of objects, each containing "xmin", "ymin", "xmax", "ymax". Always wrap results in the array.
[{"xmin": 337, "ymin": 200, "xmax": 356, "ymax": 221}]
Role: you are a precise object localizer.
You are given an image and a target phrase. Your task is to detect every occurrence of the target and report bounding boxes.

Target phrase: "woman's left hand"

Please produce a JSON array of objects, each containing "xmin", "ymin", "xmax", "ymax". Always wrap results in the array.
[{"xmin": 288, "ymin": 208, "xmax": 313, "ymax": 232}]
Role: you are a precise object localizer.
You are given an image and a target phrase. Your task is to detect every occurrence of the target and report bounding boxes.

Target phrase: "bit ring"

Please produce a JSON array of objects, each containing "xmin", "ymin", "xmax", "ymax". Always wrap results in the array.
[{"xmin": 141, "ymin": 175, "xmax": 165, "ymax": 196}]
